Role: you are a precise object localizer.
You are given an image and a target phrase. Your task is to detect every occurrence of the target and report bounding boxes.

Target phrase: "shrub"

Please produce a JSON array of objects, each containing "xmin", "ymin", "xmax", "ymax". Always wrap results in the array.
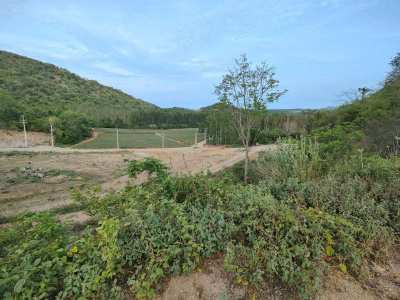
[
  {"xmin": 127, "ymin": 158, "xmax": 168, "ymax": 179},
  {"xmin": 58, "ymin": 219, "xmax": 122, "ymax": 299},
  {"xmin": 310, "ymin": 124, "xmax": 363, "ymax": 160},
  {"xmin": 224, "ymin": 189, "xmax": 370, "ymax": 299},
  {"xmin": 0, "ymin": 213, "xmax": 69, "ymax": 299},
  {"xmin": 55, "ymin": 110, "xmax": 92, "ymax": 145}
]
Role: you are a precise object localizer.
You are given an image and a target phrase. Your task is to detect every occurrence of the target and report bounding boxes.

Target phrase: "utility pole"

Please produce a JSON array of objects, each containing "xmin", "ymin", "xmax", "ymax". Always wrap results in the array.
[
  {"xmin": 21, "ymin": 115, "xmax": 28, "ymax": 147},
  {"xmin": 155, "ymin": 132, "xmax": 165, "ymax": 148},
  {"xmin": 194, "ymin": 130, "xmax": 198, "ymax": 145},
  {"xmin": 50, "ymin": 123, "xmax": 55, "ymax": 147},
  {"xmin": 116, "ymin": 127, "xmax": 120, "ymax": 149},
  {"xmin": 204, "ymin": 128, "xmax": 207, "ymax": 144}
]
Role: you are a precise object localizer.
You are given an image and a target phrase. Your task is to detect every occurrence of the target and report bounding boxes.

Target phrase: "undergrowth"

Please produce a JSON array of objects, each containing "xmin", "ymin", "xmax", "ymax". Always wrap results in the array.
[{"xmin": 1, "ymin": 141, "xmax": 399, "ymax": 299}]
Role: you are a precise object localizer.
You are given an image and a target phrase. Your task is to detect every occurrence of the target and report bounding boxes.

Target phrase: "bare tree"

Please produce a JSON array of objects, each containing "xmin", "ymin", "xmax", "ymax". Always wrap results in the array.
[
  {"xmin": 358, "ymin": 87, "xmax": 372, "ymax": 101},
  {"xmin": 215, "ymin": 54, "xmax": 286, "ymax": 182}
]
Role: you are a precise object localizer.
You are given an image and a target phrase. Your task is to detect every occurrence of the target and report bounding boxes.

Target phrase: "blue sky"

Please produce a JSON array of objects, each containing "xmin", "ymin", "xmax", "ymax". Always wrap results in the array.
[{"xmin": 1, "ymin": 0, "xmax": 399, "ymax": 109}]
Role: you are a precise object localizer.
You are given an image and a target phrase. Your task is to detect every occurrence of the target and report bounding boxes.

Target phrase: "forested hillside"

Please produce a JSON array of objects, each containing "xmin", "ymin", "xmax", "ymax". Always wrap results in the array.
[
  {"xmin": 0, "ymin": 50, "xmax": 156, "ymax": 129},
  {"xmin": 0, "ymin": 51, "xmax": 208, "ymax": 143}
]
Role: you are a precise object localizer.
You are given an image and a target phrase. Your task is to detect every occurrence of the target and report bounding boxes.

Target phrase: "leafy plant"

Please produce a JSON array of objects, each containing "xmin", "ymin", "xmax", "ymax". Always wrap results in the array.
[{"xmin": 127, "ymin": 158, "xmax": 169, "ymax": 179}]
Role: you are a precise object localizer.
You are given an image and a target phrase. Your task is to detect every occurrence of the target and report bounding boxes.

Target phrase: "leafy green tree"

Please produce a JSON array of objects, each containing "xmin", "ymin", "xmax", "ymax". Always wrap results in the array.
[
  {"xmin": 0, "ymin": 90, "xmax": 20, "ymax": 128},
  {"xmin": 215, "ymin": 54, "xmax": 286, "ymax": 182},
  {"xmin": 55, "ymin": 111, "xmax": 92, "ymax": 144}
]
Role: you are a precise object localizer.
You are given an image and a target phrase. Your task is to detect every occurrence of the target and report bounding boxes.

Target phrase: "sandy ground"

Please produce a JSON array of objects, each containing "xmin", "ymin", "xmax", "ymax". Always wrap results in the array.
[
  {"xmin": 0, "ymin": 144, "xmax": 274, "ymax": 218},
  {"xmin": 0, "ymin": 129, "xmax": 49, "ymax": 147}
]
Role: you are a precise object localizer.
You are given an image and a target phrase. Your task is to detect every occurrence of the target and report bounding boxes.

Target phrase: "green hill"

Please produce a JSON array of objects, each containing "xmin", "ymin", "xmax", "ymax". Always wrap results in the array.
[
  {"xmin": 308, "ymin": 77, "xmax": 400, "ymax": 155},
  {"xmin": 0, "ymin": 50, "xmax": 156, "ymax": 130}
]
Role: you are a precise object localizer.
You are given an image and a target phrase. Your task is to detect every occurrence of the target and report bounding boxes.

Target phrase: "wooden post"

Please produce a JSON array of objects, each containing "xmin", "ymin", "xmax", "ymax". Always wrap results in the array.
[
  {"xmin": 116, "ymin": 128, "xmax": 120, "ymax": 149},
  {"xmin": 22, "ymin": 115, "xmax": 28, "ymax": 147},
  {"xmin": 50, "ymin": 124, "xmax": 54, "ymax": 147}
]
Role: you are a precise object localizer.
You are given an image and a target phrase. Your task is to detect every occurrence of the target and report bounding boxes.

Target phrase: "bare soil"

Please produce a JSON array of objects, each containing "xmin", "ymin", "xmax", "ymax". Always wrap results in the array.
[
  {"xmin": 156, "ymin": 251, "xmax": 400, "ymax": 300},
  {"xmin": 0, "ymin": 129, "xmax": 49, "ymax": 147},
  {"xmin": 0, "ymin": 144, "xmax": 273, "ymax": 218}
]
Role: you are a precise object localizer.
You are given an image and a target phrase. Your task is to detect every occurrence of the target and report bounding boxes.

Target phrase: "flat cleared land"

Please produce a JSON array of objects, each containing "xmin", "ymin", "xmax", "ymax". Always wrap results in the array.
[
  {"xmin": 0, "ymin": 145, "xmax": 274, "ymax": 220},
  {"xmin": 74, "ymin": 128, "xmax": 205, "ymax": 149},
  {"xmin": 0, "ymin": 129, "xmax": 49, "ymax": 147}
]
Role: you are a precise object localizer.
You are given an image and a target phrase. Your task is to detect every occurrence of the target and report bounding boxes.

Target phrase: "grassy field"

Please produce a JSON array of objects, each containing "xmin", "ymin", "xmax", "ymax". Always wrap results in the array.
[{"xmin": 74, "ymin": 128, "xmax": 205, "ymax": 149}]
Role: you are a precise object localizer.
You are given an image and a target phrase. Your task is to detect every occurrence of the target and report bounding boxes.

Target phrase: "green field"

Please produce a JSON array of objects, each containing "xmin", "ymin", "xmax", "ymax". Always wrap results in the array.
[{"xmin": 74, "ymin": 128, "xmax": 205, "ymax": 149}]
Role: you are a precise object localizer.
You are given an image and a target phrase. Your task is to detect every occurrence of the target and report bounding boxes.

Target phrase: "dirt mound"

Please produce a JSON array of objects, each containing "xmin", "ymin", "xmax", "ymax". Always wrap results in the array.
[{"xmin": 0, "ymin": 129, "xmax": 49, "ymax": 147}]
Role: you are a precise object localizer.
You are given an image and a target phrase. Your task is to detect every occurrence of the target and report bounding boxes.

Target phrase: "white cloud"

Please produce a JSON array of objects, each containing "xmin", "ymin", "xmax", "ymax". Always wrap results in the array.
[
  {"xmin": 0, "ymin": 32, "xmax": 94, "ymax": 61},
  {"xmin": 92, "ymin": 61, "xmax": 135, "ymax": 77}
]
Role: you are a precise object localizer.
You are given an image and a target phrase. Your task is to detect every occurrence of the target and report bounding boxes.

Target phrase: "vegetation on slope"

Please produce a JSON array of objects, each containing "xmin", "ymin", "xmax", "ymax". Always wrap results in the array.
[
  {"xmin": 0, "ymin": 50, "xmax": 155, "ymax": 127},
  {"xmin": 0, "ymin": 51, "xmax": 207, "ymax": 143},
  {"xmin": 308, "ymin": 53, "xmax": 400, "ymax": 155}
]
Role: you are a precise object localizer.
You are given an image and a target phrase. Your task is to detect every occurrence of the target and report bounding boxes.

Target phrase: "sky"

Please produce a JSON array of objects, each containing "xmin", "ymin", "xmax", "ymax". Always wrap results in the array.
[{"xmin": 1, "ymin": 0, "xmax": 399, "ymax": 109}]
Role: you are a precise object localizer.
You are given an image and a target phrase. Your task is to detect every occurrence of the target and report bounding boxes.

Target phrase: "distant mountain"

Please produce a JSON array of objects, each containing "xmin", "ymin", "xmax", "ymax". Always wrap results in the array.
[{"xmin": 0, "ymin": 50, "xmax": 157, "ymax": 127}]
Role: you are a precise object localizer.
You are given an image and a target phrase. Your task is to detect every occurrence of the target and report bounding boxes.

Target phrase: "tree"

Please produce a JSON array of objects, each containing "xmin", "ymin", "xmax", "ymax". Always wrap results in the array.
[
  {"xmin": 385, "ymin": 52, "xmax": 400, "ymax": 86},
  {"xmin": 358, "ymin": 87, "xmax": 372, "ymax": 101},
  {"xmin": 55, "ymin": 111, "xmax": 92, "ymax": 144},
  {"xmin": 215, "ymin": 54, "xmax": 286, "ymax": 182},
  {"xmin": 0, "ymin": 90, "xmax": 20, "ymax": 128}
]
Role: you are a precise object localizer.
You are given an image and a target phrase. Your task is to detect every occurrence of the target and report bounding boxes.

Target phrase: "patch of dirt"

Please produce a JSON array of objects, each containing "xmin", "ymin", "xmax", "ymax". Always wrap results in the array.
[
  {"xmin": 58, "ymin": 211, "xmax": 92, "ymax": 225},
  {"xmin": 156, "ymin": 249, "xmax": 400, "ymax": 300},
  {"xmin": 320, "ymin": 253, "xmax": 400, "ymax": 300},
  {"xmin": 156, "ymin": 258, "xmax": 247, "ymax": 300},
  {"xmin": 0, "ymin": 129, "xmax": 49, "ymax": 148}
]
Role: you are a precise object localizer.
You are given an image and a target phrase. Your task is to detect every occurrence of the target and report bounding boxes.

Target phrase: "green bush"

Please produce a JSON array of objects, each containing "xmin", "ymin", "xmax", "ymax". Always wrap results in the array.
[
  {"xmin": 224, "ymin": 190, "xmax": 367, "ymax": 299},
  {"xmin": 58, "ymin": 219, "xmax": 122, "ymax": 299},
  {"xmin": 55, "ymin": 111, "xmax": 92, "ymax": 145},
  {"xmin": 0, "ymin": 213, "xmax": 69, "ymax": 299},
  {"xmin": 127, "ymin": 158, "xmax": 168, "ymax": 179},
  {"xmin": 310, "ymin": 124, "xmax": 363, "ymax": 160}
]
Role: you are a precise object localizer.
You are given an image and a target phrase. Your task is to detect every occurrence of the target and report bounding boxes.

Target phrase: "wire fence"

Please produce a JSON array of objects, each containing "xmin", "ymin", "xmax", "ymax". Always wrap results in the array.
[{"xmin": 74, "ymin": 128, "xmax": 207, "ymax": 149}]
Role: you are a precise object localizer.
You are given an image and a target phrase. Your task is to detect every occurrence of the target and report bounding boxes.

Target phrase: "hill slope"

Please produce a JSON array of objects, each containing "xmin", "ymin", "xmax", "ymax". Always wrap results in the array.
[
  {"xmin": 308, "ymin": 78, "xmax": 400, "ymax": 154},
  {"xmin": 0, "ymin": 50, "xmax": 156, "ymax": 128}
]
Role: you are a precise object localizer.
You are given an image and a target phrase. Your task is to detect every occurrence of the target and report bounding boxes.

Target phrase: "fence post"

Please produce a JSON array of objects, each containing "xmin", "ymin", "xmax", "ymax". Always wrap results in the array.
[
  {"xmin": 50, "ymin": 124, "xmax": 54, "ymax": 147},
  {"xmin": 116, "ymin": 128, "xmax": 120, "ymax": 149},
  {"xmin": 21, "ymin": 115, "xmax": 28, "ymax": 147}
]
